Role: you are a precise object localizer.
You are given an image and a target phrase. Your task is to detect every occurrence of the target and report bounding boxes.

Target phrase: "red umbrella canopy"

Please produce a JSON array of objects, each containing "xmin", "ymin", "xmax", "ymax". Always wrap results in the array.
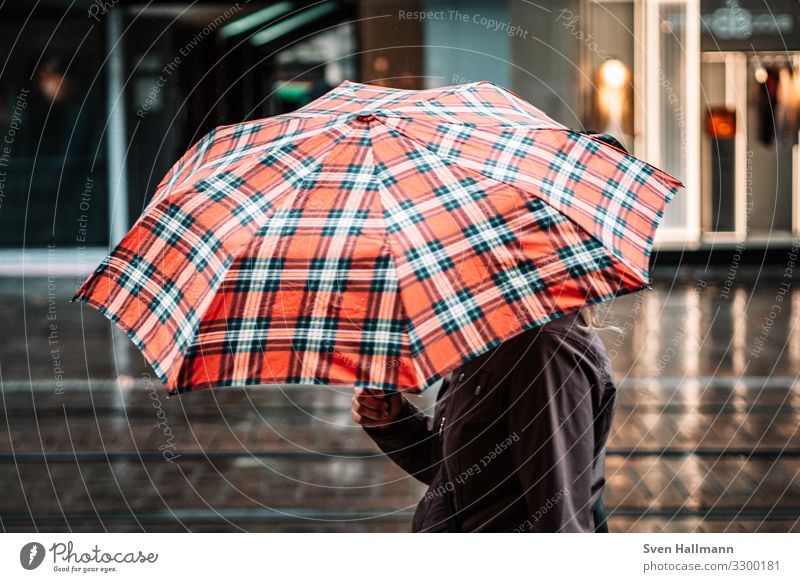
[{"xmin": 74, "ymin": 80, "xmax": 681, "ymax": 395}]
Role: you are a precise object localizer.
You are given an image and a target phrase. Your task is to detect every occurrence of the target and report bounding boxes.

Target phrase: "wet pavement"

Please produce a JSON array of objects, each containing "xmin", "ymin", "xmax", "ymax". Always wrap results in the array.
[{"xmin": 1, "ymin": 270, "xmax": 799, "ymax": 532}]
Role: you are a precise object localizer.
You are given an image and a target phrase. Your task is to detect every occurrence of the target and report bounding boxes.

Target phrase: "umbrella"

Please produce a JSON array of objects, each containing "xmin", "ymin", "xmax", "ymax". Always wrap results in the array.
[{"xmin": 74, "ymin": 80, "xmax": 681, "ymax": 395}]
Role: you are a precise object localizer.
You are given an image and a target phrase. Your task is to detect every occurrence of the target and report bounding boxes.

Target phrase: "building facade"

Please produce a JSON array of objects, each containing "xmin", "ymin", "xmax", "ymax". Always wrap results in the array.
[{"xmin": 1, "ymin": 0, "xmax": 798, "ymax": 274}]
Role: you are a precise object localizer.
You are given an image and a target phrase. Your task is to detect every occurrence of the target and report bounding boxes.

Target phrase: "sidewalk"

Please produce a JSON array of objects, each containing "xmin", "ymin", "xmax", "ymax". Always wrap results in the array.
[{"xmin": 1, "ymin": 275, "xmax": 798, "ymax": 532}]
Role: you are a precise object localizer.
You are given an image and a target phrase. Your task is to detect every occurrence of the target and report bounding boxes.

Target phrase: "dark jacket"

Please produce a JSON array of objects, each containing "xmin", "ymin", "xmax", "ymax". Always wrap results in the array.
[{"xmin": 364, "ymin": 312, "xmax": 617, "ymax": 532}]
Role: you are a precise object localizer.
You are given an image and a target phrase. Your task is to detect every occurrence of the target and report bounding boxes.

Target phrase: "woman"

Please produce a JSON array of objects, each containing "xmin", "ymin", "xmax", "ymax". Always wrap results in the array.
[{"xmin": 352, "ymin": 131, "xmax": 625, "ymax": 533}]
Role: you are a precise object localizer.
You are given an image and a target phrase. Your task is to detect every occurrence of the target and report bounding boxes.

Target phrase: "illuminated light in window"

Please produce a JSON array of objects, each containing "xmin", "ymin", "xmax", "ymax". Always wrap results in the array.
[
  {"xmin": 250, "ymin": 4, "xmax": 338, "ymax": 47},
  {"xmin": 219, "ymin": 2, "xmax": 293, "ymax": 40}
]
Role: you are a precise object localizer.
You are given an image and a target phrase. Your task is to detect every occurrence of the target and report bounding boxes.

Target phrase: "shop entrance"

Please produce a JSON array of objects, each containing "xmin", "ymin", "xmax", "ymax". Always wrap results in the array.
[{"xmin": 700, "ymin": 53, "xmax": 800, "ymax": 241}]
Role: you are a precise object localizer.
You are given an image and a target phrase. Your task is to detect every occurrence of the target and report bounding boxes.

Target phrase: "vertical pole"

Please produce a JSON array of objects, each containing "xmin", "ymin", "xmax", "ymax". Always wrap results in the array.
[
  {"xmin": 106, "ymin": 7, "xmax": 129, "ymax": 249},
  {"xmin": 105, "ymin": 8, "xmax": 132, "ymax": 381}
]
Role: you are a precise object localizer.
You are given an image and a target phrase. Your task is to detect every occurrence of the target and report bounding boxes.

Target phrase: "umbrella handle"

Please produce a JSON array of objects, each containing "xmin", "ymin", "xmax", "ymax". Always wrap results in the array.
[{"xmin": 368, "ymin": 388, "xmax": 395, "ymax": 417}]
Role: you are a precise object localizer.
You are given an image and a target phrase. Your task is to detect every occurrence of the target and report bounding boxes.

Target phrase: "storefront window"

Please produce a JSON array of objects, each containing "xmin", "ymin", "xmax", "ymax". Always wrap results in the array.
[
  {"xmin": 0, "ymin": 14, "xmax": 108, "ymax": 248},
  {"xmin": 582, "ymin": 0, "xmax": 635, "ymax": 149},
  {"xmin": 700, "ymin": 0, "xmax": 800, "ymax": 238}
]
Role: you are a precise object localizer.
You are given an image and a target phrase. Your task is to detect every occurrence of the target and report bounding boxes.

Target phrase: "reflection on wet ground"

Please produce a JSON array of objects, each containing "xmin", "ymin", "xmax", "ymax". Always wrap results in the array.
[{"xmin": 1, "ymin": 274, "xmax": 798, "ymax": 532}]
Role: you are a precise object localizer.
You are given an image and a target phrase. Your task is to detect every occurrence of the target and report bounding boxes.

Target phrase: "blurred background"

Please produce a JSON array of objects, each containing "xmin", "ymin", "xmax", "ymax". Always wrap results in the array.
[{"xmin": 0, "ymin": 0, "xmax": 799, "ymax": 532}]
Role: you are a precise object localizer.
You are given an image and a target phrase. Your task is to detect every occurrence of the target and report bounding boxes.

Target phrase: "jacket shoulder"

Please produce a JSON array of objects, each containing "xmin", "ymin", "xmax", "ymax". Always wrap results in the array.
[{"xmin": 506, "ymin": 313, "xmax": 615, "ymax": 386}]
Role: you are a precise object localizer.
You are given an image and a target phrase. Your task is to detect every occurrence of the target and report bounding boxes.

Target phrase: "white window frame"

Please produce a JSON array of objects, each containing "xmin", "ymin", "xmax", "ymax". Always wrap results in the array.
[
  {"xmin": 1, "ymin": 9, "xmax": 127, "ymax": 276},
  {"xmin": 638, "ymin": 0, "xmax": 701, "ymax": 248},
  {"xmin": 699, "ymin": 51, "xmax": 748, "ymax": 244}
]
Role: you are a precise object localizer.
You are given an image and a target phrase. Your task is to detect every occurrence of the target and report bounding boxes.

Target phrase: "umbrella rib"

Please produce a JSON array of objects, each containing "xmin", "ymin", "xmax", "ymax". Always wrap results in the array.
[
  {"xmin": 353, "ymin": 80, "xmax": 566, "ymax": 129},
  {"xmin": 155, "ymin": 115, "xmax": 342, "ymax": 197},
  {"xmin": 379, "ymin": 111, "xmax": 559, "ymax": 129},
  {"xmin": 373, "ymin": 204, "xmax": 427, "ymax": 391},
  {"xmin": 157, "ymin": 121, "xmax": 355, "ymax": 203},
  {"xmin": 342, "ymin": 79, "xmax": 485, "ymax": 112},
  {"xmin": 382, "ymin": 115, "xmax": 682, "ymax": 189}
]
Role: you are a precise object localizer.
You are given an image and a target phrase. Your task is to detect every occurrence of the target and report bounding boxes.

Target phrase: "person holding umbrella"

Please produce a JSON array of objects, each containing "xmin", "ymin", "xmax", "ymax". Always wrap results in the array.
[
  {"xmin": 353, "ymin": 131, "xmax": 628, "ymax": 533},
  {"xmin": 74, "ymin": 80, "xmax": 678, "ymax": 533},
  {"xmin": 354, "ymin": 298, "xmax": 616, "ymax": 533}
]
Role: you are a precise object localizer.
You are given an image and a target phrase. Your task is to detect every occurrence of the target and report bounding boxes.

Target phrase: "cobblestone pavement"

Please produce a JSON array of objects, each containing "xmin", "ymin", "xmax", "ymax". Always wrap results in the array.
[{"xmin": 1, "ymin": 273, "xmax": 799, "ymax": 532}]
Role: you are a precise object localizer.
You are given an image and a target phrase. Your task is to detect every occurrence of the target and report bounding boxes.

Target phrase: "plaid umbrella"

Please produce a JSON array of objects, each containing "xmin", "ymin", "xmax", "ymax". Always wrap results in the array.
[{"xmin": 74, "ymin": 80, "xmax": 681, "ymax": 395}]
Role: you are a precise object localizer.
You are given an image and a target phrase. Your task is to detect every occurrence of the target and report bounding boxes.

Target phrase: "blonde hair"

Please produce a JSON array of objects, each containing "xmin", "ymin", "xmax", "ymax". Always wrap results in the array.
[{"xmin": 577, "ymin": 303, "xmax": 622, "ymax": 333}]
